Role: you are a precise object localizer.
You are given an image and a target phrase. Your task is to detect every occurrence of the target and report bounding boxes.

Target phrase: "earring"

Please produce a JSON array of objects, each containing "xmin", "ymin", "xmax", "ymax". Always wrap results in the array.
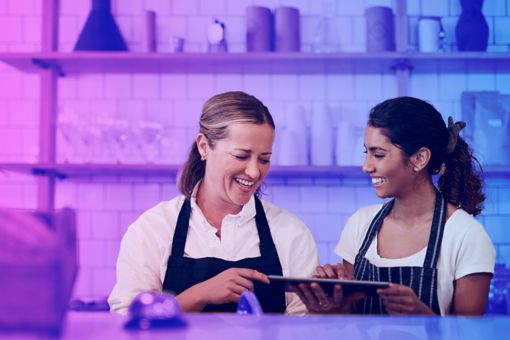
[{"xmin": 201, "ymin": 155, "xmax": 206, "ymax": 161}]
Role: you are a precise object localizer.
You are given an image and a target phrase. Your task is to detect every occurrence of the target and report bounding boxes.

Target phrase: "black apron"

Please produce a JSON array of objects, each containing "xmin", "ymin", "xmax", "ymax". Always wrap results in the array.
[
  {"xmin": 353, "ymin": 189, "xmax": 447, "ymax": 314},
  {"xmin": 162, "ymin": 196, "xmax": 286, "ymax": 313}
]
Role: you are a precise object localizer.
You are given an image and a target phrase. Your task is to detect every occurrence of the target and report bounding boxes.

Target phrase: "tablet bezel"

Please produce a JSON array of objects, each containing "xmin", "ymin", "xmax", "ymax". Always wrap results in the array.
[{"xmin": 268, "ymin": 275, "xmax": 390, "ymax": 296}]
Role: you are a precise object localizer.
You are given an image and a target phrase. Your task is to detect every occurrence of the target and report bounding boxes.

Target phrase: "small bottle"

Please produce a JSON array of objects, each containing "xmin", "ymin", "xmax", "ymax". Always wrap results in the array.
[{"xmin": 208, "ymin": 19, "xmax": 228, "ymax": 53}]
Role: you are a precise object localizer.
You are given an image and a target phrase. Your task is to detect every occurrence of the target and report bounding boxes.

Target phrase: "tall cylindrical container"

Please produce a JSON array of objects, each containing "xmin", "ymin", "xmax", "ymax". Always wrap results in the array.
[
  {"xmin": 274, "ymin": 6, "xmax": 300, "ymax": 52},
  {"xmin": 144, "ymin": 10, "xmax": 157, "ymax": 52},
  {"xmin": 365, "ymin": 6, "xmax": 395, "ymax": 52},
  {"xmin": 246, "ymin": 6, "xmax": 273, "ymax": 52},
  {"xmin": 418, "ymin": 17, "xmax": 441, "ymax": 52}
]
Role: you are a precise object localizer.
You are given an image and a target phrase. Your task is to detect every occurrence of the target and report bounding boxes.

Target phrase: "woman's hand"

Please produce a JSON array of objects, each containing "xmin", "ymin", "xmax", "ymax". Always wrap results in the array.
[
  {"xmin": 198, "ymin": 268, "xmax": 269, "ymax": 305},
  {"xmin": 291, "ymin": 263, "xmax": 364, "ymax": 314},
  {"xmin": 377, "ymin": 283, "xmax": 435, "ymax": 315}
]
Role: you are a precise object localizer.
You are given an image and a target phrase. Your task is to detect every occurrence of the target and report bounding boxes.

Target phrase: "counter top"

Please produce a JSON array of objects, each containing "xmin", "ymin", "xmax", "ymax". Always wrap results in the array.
[{"xmin": 42, "ymin": 312, "xmax": 510, "ymax": 339}]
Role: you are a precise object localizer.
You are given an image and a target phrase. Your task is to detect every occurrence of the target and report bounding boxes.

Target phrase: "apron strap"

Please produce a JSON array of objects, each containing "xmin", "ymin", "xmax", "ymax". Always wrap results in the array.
[
  {"xmin": 422, "ymin": 189, "xmax": 448, "ymax": 269},
  {"xmin": 254, "ymin": 196, "xmax": 281, "ymax": 259},
  {"xmin": 356, "ymin": 199, "xmax": 394, "ymax": 258},
  {"xmin": 170, "ymin": 198, "xmax": 192, "ymax": 257}
]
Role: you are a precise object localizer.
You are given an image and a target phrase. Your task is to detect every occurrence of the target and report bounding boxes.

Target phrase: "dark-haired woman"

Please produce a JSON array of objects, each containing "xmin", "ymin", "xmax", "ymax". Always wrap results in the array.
[
  {"xmin": 108, "ymin": 91, "xmax": 318, "ymax": 315},
  {"xmin": 294, "ymin": 96, "xmax": 495, "ymax": 316}
]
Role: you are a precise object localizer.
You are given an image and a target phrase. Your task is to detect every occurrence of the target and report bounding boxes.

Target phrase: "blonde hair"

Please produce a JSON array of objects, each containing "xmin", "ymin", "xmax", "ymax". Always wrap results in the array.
[{"xmin": 179, "ymin": 91, "xmax": 274, "ymax": 198}]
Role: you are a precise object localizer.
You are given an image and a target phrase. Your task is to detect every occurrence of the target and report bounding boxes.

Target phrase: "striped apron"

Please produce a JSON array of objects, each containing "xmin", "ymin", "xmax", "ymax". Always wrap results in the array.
[{"xmin": 353, "ymin": 189, "xmax": 447, "ymax": 314}]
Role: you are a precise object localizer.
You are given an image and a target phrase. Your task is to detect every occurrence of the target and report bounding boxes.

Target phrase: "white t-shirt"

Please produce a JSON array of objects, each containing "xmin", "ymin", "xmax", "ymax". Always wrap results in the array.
[
  {"xmin": 108, "ymin": 194, "xmax": 319, "ymax": 315},
  {"xmin": 335, "ymin": 204, "xmax": 495, "ymax": 315}
]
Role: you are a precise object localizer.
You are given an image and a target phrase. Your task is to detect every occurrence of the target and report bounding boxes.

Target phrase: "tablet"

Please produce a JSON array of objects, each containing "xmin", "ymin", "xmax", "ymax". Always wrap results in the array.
[{"xmin": 268, "ymin": 275, "xmax": 390, "ymax": 297}]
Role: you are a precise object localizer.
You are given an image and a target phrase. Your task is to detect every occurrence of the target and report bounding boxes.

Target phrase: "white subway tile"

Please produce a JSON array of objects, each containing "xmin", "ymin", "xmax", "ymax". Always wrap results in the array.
[
  {"xmin": 21, "ymin": 126, "xmax": 39, "ymax": 159},
  {"xmin": 244, "ymin": 74, "xmax": 271, "ymax": 100},
  {"xmin": 214, "ymin": 74, "xmax": 243, "ymax": 94},
  {"xmin": 0, "ymin": 183, "xmax": 23, "ymax": 208},
  {"xmin": 300, "ymin": 186, "xmax": 329, "ymax": 213},
  {"xmin": 253, "ymin": 0, "xmax": 281, "ymax": 9},
  {"xmin": 114, "ymin": 0, "xmax": 143, "ymax": 16},
  {"xmin": 494, "ymin": 17, "xmax": 510, "ymax": 44},
  {"xmin": 145, "ymin": 0, "xmax": 172, "ymax": 15},
  {"xmin": 186, "ymin": 17, "xmax": 209, "ymax": 44},
  {"xmin": 71, "ymin": 268, "xmax": 93, "ymax": 299},
  {"xmin": 486, "ymin": 216, "xmax": 510, "ymax": 243},
  {"xmin": 327, "ymin": 186, "xmax": 358, "ymax": 214},
  {"xmin": 133, "ymin": 74, "xmax": 160, "ymax": 99},
  {"xmin": 354, "ymin": 74, "xmax": 383, "ymax": 100},
  {"xmin": 0, "ymin": 127, "xmax": 23, "ymax": 156},
  {"xmin": 223, "ymin": 16, "xmax": 245, "ymax": 45},
  {"xmin": 77, "ymin": 184, "xmax": 106, "ymax": 211},
  {"xmin": 496, "ymin": 73, "xmax": 510, "ymax": 91},
  {"xmin": 187, "ymin": 74, "xmax": 216, "ymax": 99},
  {"xmin": 0, "ymin": 72, "xmax": 22, "ymax": 99},
  {"xmin": 172, "ymin": 100, "xmax": 202, "ymax": 127},
  {"xmin": 498, "ymin": 188, "xmax": 510, "ymax": 215},
  {"xmin": 76, "ymin": 74, "xmax": 105, "ymax": 99},
  {"xmin": 225, "ymin": 0, "xmax": 253, "ymax": 15},
  {"xmin": 410, "ymin": 73, "xmax": 440, "ymax": 101},
  {"xmin": 60, "ymin": 0, "xmax": 89, "ymax": 15},
  {"xmin": 104, "ymin": 73, "xmax": 132, "ymax": 99},
  {"xmin": 7, "ymin": 0, "xmax": 35, "ymax": 15},
  {"xmin": 157, "ymin": 16, "xmax": 187, "ymax": 47},
  {"xmin": 79, "ymin": 240, "xmax": 107, "ymax": 267},
  {"xmin": 199, "ymin": 0, "xmax": 227, "ymax": 15},
  {"xmin": 161, "ymin": 183, "xmax": 180, "ymax": 200},
  {"xmin": 352, "ymin": 16, "xmax": 366, "ymax": 46},
  {"xmin": 270, "ymin": 75, "xmax": 299, "ymax": 99},
  {"xmin": 117, "ymin": 99, "xmax": 145, "ymax": 118},
  {"xmin": 483, "ymin": 0, "xmax": 507, "ymax": 16},
  {"xmin": 438, "ymin": 73, "xmax": 467, "ymax": 101},
  {"xmin": 467, "ymin": 72, "xmax": 496, "ymax": 91},
  {"xmin": 316, "ymin": 241, "xmax": 330, "ymax": 265},
  {"xmin": 92, "ymin": 212, "xmax": 120, "ymax": 239},
  {"xmin": 271, "ymin": 185, "xmax": 302, "ymax": 215},
  {"xmin": 92, "ymin": 268, "xmax": 116, "ymax": 296},
  {"xmin": 104, "ymin": 184, "xmax": 133, "ymax": 211},
  {"xmin": 133, "ymin": 183, "xmax": 160, "ymax": 210},
  {"xmin": 21, "ymin": 73, "xmax": 40, "ymax": 100},
  {"xmin": 312, "ymin": 214, "xmax": 343, "ymax": 242},
  {"xmin": 160, "ymin": 74, "xmax": 188, "ymax": 99},
  {"xmin": 299, "ymin": 74, "xmax": 326, "ymax": 100},
  {"xmin": 172, "ymin": 0, "xmax": 199, "ymax": 15},
  {"xmin": 355, "ymin": 186, "xmax": 385, "ymax": 206},
  {"xmin": 407, "ymin": 0, "xmax": 421, "ymax": 16},
  {"xmin": 421, "ymin": 0, "xmax": 449, "ymax": 16},
  {"xmin": 326, "ymin": 74, "xmax": 355, "ymax": 100},
  {"xmin": 105, "ymin": 240, "xmax": 122, "ymax": 269},
  {"xmin": 22, "ymin": 16, "xmax": 40, "ymax": 44},
  {"xmin": 76, "ymin": 211, "xmax": 93, "ymax": 240},
  {"xmin": 8, "ymin": 100, "xmax": 38, "ymax": 126},
  {"xmin": 145, "ymin": 99, "xmax": 175, "ymax": 125}
]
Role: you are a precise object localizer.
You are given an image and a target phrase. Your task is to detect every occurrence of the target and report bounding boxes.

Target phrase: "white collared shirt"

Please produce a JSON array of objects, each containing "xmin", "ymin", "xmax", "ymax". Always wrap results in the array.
[{"xmin": 108, "ymin": 191, "xmax": 319, "ymax": 315}]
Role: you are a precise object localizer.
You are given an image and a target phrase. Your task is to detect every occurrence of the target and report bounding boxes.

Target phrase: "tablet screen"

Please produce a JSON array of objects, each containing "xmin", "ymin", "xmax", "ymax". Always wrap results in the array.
[{"xmin": 268, "ymin": 275, "xmax": 389, "ymax": 297}]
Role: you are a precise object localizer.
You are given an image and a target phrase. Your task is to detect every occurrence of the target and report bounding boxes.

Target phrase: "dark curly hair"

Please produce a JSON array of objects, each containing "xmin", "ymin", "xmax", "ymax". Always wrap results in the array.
[{"xmin": 368, "ymin": 96, "xmax": 485, "ymax": 216}]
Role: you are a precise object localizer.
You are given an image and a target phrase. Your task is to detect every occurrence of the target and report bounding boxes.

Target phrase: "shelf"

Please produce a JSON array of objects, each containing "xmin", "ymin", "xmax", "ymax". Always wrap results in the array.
[
  {"xmin": 0, "ymin": 163, "xmax": 367, "ymax": 180},
  {"xmin": 1, "ymin": 52, "xmax": 509, "ymax": 76},
  {"xmin": 1, "ymin": 162, "xmax": 509, "ymax": 180}
]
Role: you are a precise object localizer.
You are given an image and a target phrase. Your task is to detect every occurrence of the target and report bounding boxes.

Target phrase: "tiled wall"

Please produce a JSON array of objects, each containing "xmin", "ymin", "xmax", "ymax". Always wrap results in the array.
[{"xmin": 0, "ymin": 0, "xmax": 509, "ymax": 302}]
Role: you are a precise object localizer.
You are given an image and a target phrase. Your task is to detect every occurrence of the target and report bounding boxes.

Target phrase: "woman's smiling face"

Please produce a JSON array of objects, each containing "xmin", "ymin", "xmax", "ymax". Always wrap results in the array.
[
  {"xmin": 199, "ymin": 122, "xmax": 274, "ymax": 210},
  {"xmin": 362, "ymin": 126, "xmax": 416, "ymax": 199}
]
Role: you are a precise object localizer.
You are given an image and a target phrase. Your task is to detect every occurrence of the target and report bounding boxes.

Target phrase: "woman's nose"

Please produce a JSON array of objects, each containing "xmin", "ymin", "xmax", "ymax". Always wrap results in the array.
[
  {"xmin": 245, "ymin": 158, "xmax": 260, "ymax": 179},
  {"xmin": 362, "ymin": 157, "xmax": 373, "ymax": 173}
]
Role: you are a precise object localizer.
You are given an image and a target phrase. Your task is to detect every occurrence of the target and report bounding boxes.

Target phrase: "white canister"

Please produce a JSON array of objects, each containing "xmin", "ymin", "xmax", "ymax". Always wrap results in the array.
[
  {"xmin": 310, "ymin": 103, "xmax": 333, "ymax": 166},
  {"xmin": 418, "ymin": 17, "xmax": 442, "ymax": 52}
]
